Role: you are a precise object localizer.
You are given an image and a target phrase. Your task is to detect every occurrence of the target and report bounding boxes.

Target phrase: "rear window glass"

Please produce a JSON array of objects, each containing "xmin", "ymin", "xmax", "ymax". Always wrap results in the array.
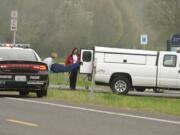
[
  {"xmin": 82, "ymin": 51, "xmax": 92, "ymax": 62},
  {"xmin": 0, "ymin": 49, "xmax": 37, "ymax": 61}
]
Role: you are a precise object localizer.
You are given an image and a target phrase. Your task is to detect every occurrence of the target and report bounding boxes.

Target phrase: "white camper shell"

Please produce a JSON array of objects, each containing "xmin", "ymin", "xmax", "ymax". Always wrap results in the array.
[{"xmin": 80, "ymin": 46, "xmax": 180, "ymax": 94}]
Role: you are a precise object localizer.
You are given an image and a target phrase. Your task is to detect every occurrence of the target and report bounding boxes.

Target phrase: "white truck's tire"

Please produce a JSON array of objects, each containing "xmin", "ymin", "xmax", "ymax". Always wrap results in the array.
[{"xmin": 110, "ymin": 76, "xmax": 130, "ymax": 95}]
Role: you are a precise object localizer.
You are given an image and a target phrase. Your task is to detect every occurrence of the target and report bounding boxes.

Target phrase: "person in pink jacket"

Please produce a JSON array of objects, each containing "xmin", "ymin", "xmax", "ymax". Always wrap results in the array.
[{"xmin": 65, "ymin": 48, "xmax": 80, "ymax": 90}]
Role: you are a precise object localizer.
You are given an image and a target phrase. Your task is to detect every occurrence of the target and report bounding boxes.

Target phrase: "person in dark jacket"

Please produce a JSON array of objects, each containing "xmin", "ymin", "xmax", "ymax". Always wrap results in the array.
[{"xmin": 65, "ymin": 48, "xmax": 80, "ymax": 90}]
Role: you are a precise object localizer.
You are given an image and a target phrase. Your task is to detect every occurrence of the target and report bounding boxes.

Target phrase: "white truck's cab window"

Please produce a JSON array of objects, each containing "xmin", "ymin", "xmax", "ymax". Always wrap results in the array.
[{"xmin": 163, "ymin": 55, "xmax": 177, "ymax": 67}]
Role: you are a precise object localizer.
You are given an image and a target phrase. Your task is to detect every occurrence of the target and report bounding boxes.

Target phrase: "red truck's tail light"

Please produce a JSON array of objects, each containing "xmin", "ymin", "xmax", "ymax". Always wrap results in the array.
[
  {"xmin": 0, "ymin": 64, "xmax": 12, "ymax": 68},
  {"xmin": 0, "ymin": 64, "xmax": 47, "ymax": 71},
  {"xmin": 39, "ymin": 65, "xmax": 47, "ymax": 71},
  {"xmin": 32, "ymin": 65, "xmax": 47, "ymax": 71}
]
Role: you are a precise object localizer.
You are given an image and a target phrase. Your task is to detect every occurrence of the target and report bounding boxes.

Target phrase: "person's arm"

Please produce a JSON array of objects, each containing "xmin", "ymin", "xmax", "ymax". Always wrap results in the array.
[
  {"xmin": 65, "ymin": 56, "xmax": 69, "ymax": 66},
  {"xmin": 77, "ymin": 54, "xmax": 80, "ymax": 62}
]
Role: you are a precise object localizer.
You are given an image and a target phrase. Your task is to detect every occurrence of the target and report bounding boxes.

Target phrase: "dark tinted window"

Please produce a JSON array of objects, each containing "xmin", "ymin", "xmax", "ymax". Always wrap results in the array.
[
  {"xmin": 82, "ymin": 51, "xmax": 92, "ymax": 62},
  {"xmin": 0, "ymin": 49, "xmax": 37, "ymax": 61}
]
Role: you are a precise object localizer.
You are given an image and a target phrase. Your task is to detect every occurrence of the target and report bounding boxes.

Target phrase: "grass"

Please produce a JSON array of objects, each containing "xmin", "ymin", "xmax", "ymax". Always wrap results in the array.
[
  {"xmin": 47, "ymin": 89, "xmax": 180, "ymax": 116},
  {"xmin": 49, "ymin": 73, "xmax": 91, "ymax": 86}
]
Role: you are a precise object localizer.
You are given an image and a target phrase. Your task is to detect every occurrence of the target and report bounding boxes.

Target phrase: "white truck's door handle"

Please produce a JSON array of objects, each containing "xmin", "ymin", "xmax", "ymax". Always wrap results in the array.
[{"xmin": 123, "ymin": 59, "xmax": 127, "ymax": 63}]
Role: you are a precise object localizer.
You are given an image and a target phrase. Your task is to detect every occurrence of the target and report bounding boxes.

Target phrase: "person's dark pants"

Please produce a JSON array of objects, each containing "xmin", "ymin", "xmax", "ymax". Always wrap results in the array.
[{"xmin": 69, "ymin": 70, "xmax": 78, "ymax": 89}]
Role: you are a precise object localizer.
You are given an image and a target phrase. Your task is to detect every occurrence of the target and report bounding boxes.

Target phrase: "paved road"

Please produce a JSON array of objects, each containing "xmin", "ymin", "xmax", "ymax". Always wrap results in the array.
[{"xmin": 0, "ymin": 97, "xmax": 180, "ymax": 135}]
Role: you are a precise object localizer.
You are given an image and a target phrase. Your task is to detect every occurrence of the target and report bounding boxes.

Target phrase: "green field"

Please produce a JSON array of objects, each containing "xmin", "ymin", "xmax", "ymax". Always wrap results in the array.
[
  {"xmin": 47, "ymin": 89, "xmax": 180, "ymax": 116},
  {"xmin": 49, "ymin": 73, "xmax": 91, "ymax": 87}
]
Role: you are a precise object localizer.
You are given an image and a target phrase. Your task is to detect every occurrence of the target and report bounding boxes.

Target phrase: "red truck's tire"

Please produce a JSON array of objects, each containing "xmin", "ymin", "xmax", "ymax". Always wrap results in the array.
[{"xmin": 19, "ymin": 91, "xmax": 29, "ymax": 97}]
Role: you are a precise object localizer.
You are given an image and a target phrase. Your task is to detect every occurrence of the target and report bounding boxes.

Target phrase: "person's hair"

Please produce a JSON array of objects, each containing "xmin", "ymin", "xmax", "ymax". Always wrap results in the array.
[
  {"xmin": 51, "ymin": 52, "xmax": 58, "ymax": 58},
  {"xmin": 71, "ymin": 48, "xmax": 79, "ymax": 55}
]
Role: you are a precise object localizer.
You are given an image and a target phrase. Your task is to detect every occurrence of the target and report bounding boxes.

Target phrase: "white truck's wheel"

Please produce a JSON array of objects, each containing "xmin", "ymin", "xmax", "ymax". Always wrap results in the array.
[{"xmin": 110, "ymin": 76, "xmax": 130, "ymax": 95}]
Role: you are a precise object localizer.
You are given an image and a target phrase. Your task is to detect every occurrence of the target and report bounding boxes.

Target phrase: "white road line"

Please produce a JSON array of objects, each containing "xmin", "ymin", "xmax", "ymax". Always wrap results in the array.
[{"xmin": 6, "ymin": 97, "xmax": 180, "ymax": 125}]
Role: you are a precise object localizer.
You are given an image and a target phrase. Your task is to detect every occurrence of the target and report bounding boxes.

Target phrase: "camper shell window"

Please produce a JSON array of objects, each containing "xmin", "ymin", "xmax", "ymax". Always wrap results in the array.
[{"xmin": 82, "ymin": 51, "xmax": 92, "ymax": 62}]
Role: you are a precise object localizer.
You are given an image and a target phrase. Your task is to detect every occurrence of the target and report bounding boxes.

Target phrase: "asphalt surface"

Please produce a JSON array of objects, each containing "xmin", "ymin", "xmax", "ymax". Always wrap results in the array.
[{"xmin": 0, "ymin": 96, "xmax": 180, "ymax": 135}]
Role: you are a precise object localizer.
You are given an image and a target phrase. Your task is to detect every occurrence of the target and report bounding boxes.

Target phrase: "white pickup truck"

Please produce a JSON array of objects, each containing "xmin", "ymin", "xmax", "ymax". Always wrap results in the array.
[{"xmin": 80, "ymin": 46, "xmax": 180, "ymax": 94}]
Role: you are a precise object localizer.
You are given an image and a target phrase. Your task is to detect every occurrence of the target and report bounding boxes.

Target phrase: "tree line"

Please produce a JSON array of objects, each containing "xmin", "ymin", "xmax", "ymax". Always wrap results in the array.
[{"xmin": 0, "ymin": 0, "xmax": 179, "ymax": 58}]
